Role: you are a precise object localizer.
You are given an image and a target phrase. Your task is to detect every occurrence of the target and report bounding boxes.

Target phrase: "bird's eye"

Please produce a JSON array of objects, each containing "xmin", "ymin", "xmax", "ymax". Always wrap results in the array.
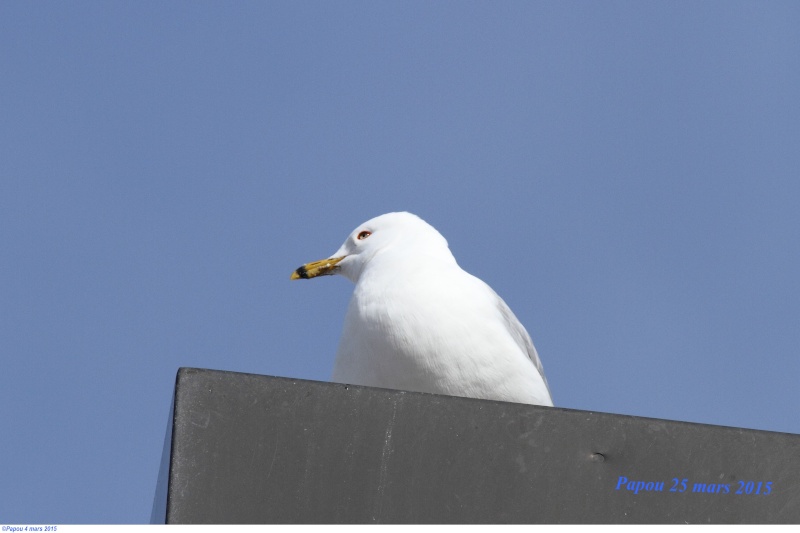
[{"xmin": 357, "ymin": 230, "xmax": 372, "ymax": 240}]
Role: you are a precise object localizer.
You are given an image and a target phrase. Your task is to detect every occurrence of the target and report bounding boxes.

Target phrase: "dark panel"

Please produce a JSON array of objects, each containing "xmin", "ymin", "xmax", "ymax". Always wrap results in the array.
[{"xmin": 157, "ymin": 367, "xmax": 800, "ymax": 524}]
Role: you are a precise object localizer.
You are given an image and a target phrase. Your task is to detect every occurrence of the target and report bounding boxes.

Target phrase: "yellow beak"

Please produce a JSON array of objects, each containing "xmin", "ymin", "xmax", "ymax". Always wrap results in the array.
[{"xmin": 290, "ymin": 256, "xmax": 346, "ymax": 280}]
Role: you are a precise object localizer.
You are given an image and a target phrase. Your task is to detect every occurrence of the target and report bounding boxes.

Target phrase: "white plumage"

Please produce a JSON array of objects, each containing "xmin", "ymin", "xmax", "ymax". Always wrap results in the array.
[{"xmin": 292, "ymin": 212, "xmax": 553, "ymax": 406}]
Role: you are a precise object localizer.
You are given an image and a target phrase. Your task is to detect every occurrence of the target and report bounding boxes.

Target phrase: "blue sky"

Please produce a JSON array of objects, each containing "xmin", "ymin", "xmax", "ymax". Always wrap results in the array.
[{"xmin": 2, "ymin": 1, "xmax": 799, "ymax": 524}]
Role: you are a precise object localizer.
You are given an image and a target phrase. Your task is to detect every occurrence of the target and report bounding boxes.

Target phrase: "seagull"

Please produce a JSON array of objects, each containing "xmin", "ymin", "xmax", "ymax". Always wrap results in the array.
[{"xmin": 291, "ymin": 212, "xmax": 553, "ymax": 406}]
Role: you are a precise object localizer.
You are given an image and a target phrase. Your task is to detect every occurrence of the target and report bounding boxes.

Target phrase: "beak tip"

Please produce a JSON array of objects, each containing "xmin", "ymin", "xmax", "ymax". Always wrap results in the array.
[{"xmin": 290, "ymin": 266, "xmax": 308, "ymax": 280}]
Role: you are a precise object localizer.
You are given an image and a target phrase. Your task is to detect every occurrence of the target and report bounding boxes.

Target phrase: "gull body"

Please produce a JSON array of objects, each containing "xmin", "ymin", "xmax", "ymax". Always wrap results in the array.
[{"xmin": 292, "ymin": 212, "xmax": 553, "ymax": 406}]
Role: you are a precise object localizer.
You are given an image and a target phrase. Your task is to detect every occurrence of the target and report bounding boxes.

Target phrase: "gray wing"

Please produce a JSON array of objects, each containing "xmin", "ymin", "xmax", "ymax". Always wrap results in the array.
[{"xmin": 496, "ymin": 296, "xmax": 553, "ymax": 400}]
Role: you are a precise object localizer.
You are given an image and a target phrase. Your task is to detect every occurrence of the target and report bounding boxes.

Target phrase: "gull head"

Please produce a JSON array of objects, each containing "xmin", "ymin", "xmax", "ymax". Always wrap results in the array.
[{"xmin": 291, "ymin": 212, "xmax": 452, "ymax": 283}]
